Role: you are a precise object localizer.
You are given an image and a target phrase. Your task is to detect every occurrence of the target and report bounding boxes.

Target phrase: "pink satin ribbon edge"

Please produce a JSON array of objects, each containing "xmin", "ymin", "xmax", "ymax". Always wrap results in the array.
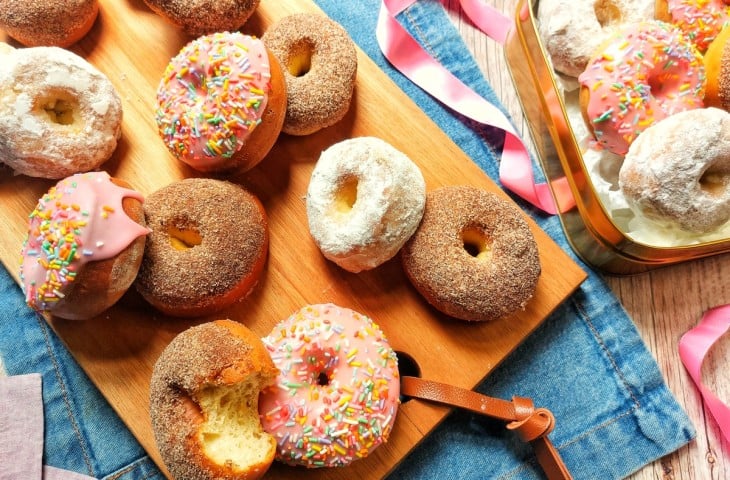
[
  {"xmin": 376, "ymin": 0, "xmax": 575, "ymax": 215},
  {"xmin": 679, "ymin": 306, "xmax": 730, "ymax": 443}
]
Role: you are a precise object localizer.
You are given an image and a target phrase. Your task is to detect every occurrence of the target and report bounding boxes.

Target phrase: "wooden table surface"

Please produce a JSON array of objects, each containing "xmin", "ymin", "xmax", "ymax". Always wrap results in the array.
[{"xmin": 443, "ymin": 0, "xmax": 730, "ymax": 478}]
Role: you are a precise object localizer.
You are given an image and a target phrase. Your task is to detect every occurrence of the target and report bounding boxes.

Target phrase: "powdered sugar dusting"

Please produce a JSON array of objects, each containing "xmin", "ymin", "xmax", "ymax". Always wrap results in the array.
[{"xmin": 306, "ymin": 137, "xmax": 426, "ymax": 272}]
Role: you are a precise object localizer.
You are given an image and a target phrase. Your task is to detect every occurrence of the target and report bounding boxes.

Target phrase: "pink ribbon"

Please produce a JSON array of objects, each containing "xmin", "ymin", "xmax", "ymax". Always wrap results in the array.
[
  {"xmin": 679, "ymin": 305, "xmax": 730, "ymax": 443},
  {"xmin": 376, "ymin": 0, "xmax": 575, "ymax": 214}
]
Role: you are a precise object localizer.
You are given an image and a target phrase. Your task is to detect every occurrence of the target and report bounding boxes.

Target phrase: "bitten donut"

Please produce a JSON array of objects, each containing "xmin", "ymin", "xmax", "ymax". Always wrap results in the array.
[
  {"xmin": 656, "ymin": 0, "xmax": 730, "ymax": 52},
  {"xmin": 619, "ymin": 107, "xmax": 730, "ymax": 233},
  {"xmin": 306, "ymin": 137, "xmax": 426, "ymax": 273},
  {"xmin": 0, "ymin": 0, "xmax": 98, "ymax": 47},
  {"xmin": 259, "ymin": 303, "xmax": 400, "ymax": 468},
  {"xmin": 135, "ymin": 178, "xmax": 268, "ymax": 317},
  {"xmin": 578, "ymin": 21, "xmax": 705, "ymax": 155},
  {"xmin": 537, "ymin": 0, "xmax": 655, "ymax": 77},
  {"xmin": 262, "ymin": 13, "xmax": 358, "ymax": 135},
  {"xmin": 155, "ymin": 32, "xmax": 287, "ymax": 172},
  {"xmin": 19, "ymin": 172, "xmax": 149, "ymax": 320},
  {"xmin": 401, "ymin": 185, "xmax": 541, "ymax": 322},
  {"xmin": 704, "ymin": 26, "xmax": 730, "ymax": 111},
  {"xmin": 0, "ymin": 46, "xmax": 123, "ymax": 179},
  {"xmin": 142, "ymin": 0, "xmax": 259, "ymax": 36},
  {"xmin": 150, "ymin": 320, "xmax": 279, "ymax": 480}
]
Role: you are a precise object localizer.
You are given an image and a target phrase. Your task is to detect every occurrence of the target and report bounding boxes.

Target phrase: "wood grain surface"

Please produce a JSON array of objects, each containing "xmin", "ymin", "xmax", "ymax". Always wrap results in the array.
[
  {"xmin": 0, "ymin": 1, "xmax": 587, "ymax": 479},
  {"xmin": 444, "ymin": 0, "xmax": 730, "ymax": 479}
]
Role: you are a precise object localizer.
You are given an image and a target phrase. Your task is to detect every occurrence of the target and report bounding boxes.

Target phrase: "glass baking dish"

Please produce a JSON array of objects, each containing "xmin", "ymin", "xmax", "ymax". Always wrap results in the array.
[{"xmin": 503, "ymin": 0, "xmax": 730, "ymax": 275}]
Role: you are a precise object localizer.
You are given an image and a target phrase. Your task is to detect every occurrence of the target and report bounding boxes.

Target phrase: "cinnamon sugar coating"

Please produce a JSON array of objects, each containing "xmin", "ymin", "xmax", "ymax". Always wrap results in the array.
[
  {"xmin": 401, "ymin": 185, "xmax": 541, "ymax": 322},
  {"xmin": 142, "ymin": 0, "xmax": 260, "ymax": 36},
  {"xmin": 263, "ymin": 13, "xmax": 357, "ymax": 135},
  {"xmin": 0, "ymin": 0, "xmax": 98, "ymax": 47},
  {"xmin": 135, "ymin": 178, "xmax": 268, "ymax": 317}
]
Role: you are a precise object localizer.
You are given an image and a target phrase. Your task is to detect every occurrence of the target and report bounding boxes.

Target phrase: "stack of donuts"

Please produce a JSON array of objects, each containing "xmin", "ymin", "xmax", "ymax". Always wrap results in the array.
[
  {"xmin": 2, "ymin": 2, "xmax": 549, "ymax": 480},
  {"xmin": 537, "ymin": 0, "xmax": 730, "ymax": 244}
]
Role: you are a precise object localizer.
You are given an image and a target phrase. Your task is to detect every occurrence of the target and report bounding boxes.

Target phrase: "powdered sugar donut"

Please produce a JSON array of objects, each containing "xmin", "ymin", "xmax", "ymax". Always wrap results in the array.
[
  {"xmin": 305, "ymin": 137, "xmax": 426, "ymax": 273},
  {"xmin": 619, "ymin": 107, "xmax": 730, "ymax": 233},
  {"xmin": 258, "ymin": 303, "xmax": 400, "ymax": 468},
  {"xmin": 0, "ymin": 46, "xmax": 123, "ymax": 179},
  {"xmin": 537, "ymin": 0, "xmax": 655, "ymax": 77}
]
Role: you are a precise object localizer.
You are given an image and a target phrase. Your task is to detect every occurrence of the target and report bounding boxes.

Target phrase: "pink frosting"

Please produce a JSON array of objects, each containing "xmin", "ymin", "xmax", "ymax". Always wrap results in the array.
[
  {"xmin": 155, "ymin": 32, "xmax": 272, "ymax": 170},
  {"xmin": 666, "ymin": 0, "xmax": 730, "ymax": 52},
  {"xmin": 578, "ymin": 21, "xmax": 705, "ymax": 155},
  {"xmin": 259, "ymin": 303, "xmax": 400, "ymax": 468},
  {"xmin": 19, "ymin": 171, "xmax": 149, "ymax": 313}
]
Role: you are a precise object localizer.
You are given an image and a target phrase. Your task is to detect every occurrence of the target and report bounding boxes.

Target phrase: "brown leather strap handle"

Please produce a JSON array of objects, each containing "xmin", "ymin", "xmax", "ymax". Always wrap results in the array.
[{"xmin": 400, "ymin": 376, "xmax": 573, "ymax": 480}]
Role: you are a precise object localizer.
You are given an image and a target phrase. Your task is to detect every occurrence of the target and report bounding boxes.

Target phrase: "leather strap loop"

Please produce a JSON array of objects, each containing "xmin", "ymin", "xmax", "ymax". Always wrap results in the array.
[{"xmin": 400, "ymin": 376, "xmax": 572, "ymax": 480}]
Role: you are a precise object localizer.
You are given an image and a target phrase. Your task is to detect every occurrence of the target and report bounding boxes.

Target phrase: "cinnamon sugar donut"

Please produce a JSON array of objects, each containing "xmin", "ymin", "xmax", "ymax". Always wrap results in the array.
[
  {"xmin": 306, "ymin": 137, "xmax": 426, "ymax": 273},
  {"xmin": 135, "ymin": 178, "xmax": 268, "ymax": 317},
  {"xmin": 0, "ymin": 0, "xmax": 99, "ymax": 47},
  {"xmin": 619, "ymin": 108, "xmax": 730, "ymax": 233},
  {"xmin": 150, "ymin": 320, "xmax": 278, "ymax": 480},
  {"xmin": 142, "ymin": 0, "xmax": 260, "ymax": 36},
  {"xmin": 0, "ymin": 46, "xmax": 123, "ymax": 179},
  {"xmin": 401, "ymin": 185, "xmax": 541, "ymax": 322},
  {"xmin": 263, "ymin": 13, "xmax": 357, "ymax": 135}
]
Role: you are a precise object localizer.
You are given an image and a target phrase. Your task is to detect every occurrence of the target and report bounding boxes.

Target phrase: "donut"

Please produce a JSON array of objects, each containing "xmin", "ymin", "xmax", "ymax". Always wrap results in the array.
[
  {"xmin": 19, "ymin": 171, "xmax": 149, "ymax": 320},
  {"xmin": 306, "ymin": 137, "xmax": 426, "ymax": 273},
  {"xmin": 704, "ymin": 26, "xmax": 730, "ymax": 111},
  {"xmin": 578, "ymin": 21, "xmax": 705, "ymax": 155},
  {"xmin": 135, "ymin": 178, "xmax": 268, "ymax": 317},
  {"xmin": 656, "ymin": 0, "xmax": 730, "ymax": 52},
  {"xmin": 155, "ymin": 32, "xmax": 287, "ymax": 173},
  {"xmin": 150, "ymin": 320, "xmax": 279, "ymax": 480},
  {"xmin": 401, "ymin": 185, "xmax": 541, "ymax": 322},
  {"xmin": 537, "ymin": 0, "xmax": 655, "ymax": 78},
  {"xmin": 262, "ymin": 13, "xmax": 358, "ymax": 135},
  {"xmin": 0, "ymin": 0, "xmax": 99, "ymax": 47},
  {"xmin": 0, "ymin": 46, "xmax": 124, "ymax": 179},
  {"xmin": 619, "ymin": 107, "xmax": 730, "ymax": 233},
  {"xmin": 258, "ymin": 303, "xmax": 400, "ymax": 468},
  {"xmin": 142, "ymin": 0, "xmax": 259, "ymax": 36}
]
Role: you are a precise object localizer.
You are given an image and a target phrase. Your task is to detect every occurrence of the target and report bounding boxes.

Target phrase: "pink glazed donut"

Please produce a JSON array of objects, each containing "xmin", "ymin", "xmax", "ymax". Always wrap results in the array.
[
  {"xmin": 578, "ymin": 21, "xmax": 705, "ymax": 155},
  {"xmin": 258, "ymin": 303, "xmax": 400, "ymax": 468},
  {"xmin": 658, "ymin": 0, "xmax": 730, "ymax": 52}
]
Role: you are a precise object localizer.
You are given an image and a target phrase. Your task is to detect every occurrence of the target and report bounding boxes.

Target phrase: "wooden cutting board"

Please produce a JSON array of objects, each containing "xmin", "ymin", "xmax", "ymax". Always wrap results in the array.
[{"xmin": 0, "ymin": 0, "xmax": 586, "ymax": 478}]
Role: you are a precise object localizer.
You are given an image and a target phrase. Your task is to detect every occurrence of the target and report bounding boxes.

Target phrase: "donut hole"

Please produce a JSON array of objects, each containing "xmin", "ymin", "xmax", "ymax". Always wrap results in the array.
[
  {"xmin": 168, "ymin": 226, "xmax": 202, "ymax": 250},
  {"xmin": 461, "ymin": 227, "xmax": 493, "ymax": 262},
  {"xmin": 37, "ymin": 93, "xmax": 77, "ymax": 125},
  {"xmin": 286, "ymin": 38, "xmax": 315, "ymax": 77},
  {"xmin": 317, "ymin": 371, "xmax": 330, "ymax": 386},
  {"xmin": 593, "ymin": 0, "xmax": 623, "ymax": 27},
  {"xmin": 395, "ymin": 351, "xmax": 421, "ymax": 404},
  {"xmin": 699, "ymin": 170, "xmax": 730, "ymax": 197},
  {"xmin": 196, "ymin": 378, "xmax": 274, "ymax": 469},
  {"xmin": 332, "ymin": 175, "xmax": 359, "ymax": 214}
]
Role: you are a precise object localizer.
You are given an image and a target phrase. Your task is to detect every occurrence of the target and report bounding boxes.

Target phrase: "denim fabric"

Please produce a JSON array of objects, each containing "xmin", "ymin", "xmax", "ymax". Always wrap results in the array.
[{"xmin": 0, "ymin": 1, "xmax": 694, "ymax": 479}]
